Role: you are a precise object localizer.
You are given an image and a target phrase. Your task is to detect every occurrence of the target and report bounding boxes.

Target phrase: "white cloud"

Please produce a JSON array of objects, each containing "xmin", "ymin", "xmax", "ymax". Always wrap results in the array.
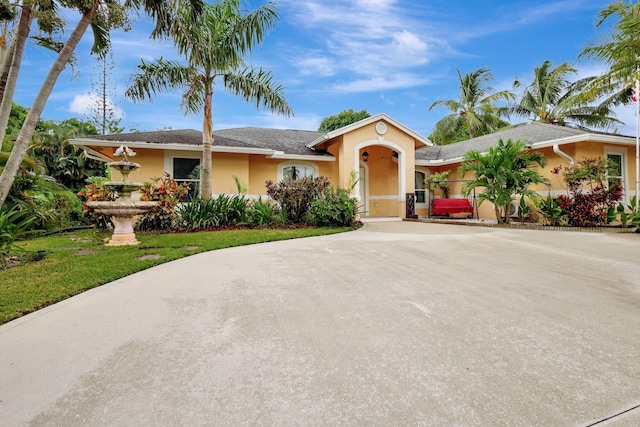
[
  {"xmin": 216, "ymin": 112, "xmax": 323, "ymax": 131},
  {"xmin": 69, "ymin": 93, "xmax": 125, "ymax": 119},
  {"xmin": 332, "ymin": 73, "xmax": 429, "ymax": 93},
  {"xmin": 296, "ymin": 56, "xmax": 336, "ymax": 77},
  {"xmin": 282, "ymin": 0, "xmax": 443, "ymax": 92}
]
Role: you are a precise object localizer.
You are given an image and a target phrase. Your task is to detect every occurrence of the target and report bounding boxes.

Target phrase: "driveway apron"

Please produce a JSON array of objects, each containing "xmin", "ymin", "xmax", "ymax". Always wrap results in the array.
[{"xmin": 1, "ymin": 222, "xmax": 639, "ymax": 426}]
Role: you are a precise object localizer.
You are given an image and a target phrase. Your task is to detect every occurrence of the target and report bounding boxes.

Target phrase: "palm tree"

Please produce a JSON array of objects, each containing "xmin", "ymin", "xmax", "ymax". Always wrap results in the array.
[
  {"xmin": 459, "ymin": 139, "xmax": 548, "ymax": 224},
  {"xmin": 579, "ymin": 1, "xmax": 640, "ymax": 107},
  {"xmin": 0, "ymin": 0, "xmax": 205, "ymax": 209},
  {"xmin": 126, "ymin": 0, "xmax": 293, "ymax": 199},
  {"xmin": 429, "ymin": 68, "xmax": 513, "ymax": 144},
  {"xmin": 511, "ymin": 60, "xmax": 621, "ymax": 130}
]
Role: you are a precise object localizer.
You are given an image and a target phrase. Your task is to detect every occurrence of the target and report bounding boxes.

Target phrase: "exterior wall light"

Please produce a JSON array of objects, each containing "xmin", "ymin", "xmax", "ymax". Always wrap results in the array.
[{"xmin": 362, "ymin": 151, "xmax": 369, "ymax": 162}]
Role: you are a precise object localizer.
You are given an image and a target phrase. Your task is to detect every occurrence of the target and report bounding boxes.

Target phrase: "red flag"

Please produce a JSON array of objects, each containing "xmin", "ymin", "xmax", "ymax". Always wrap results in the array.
[{"xmin": 634, "ymin": 82, "xmax": 640, "ymax": 102}]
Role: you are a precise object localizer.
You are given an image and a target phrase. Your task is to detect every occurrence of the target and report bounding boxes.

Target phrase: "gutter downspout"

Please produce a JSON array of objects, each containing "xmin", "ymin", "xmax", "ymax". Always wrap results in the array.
[
  {"xmin": 83, "ymin": 149, "xmax": 108, "ymax": 163},
  {"xmin": 553, "ymin": 144, "xmax": 574, "ymax": 166}
]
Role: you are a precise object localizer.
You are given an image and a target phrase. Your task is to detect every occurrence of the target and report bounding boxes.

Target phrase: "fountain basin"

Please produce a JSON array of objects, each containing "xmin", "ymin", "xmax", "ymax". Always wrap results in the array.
[
  {"xmin": 104, "ymin": 182, "xmax": 144, "ymax": 200},
  {"xmin": 87, "ymin": 201, "xmax": 157, "ymax": 246},
  {"xmin": 108, "ymin": 160, "xmax": 140, "ymax": 176}
]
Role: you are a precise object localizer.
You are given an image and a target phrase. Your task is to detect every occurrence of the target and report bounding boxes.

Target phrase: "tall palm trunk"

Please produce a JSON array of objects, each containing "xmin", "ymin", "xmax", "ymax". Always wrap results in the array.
[
  {"xmin": 0, "ymin": 5, "xmax": 32, "ymax": 149},
  {"xmin": 0, "ymin": 2, "xmax": 99, "ymax": 208},
  {"xmin": 0, "ymin": 37, "xmax": 17, "ymax": 107},
  {"xmin": 200, "ymin": 90, "xmax": 213, "ymax": 199}
]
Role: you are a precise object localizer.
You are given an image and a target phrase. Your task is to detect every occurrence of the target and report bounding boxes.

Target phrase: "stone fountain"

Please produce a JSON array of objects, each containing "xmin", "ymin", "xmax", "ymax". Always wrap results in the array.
[{"xmin": 87, "ymin": 146, "xmax": 157, "ymax": 246}]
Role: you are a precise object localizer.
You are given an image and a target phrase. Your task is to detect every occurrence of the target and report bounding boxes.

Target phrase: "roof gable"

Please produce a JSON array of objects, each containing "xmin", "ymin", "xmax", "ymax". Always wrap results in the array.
[{"xmin": 307, "ymin": 113, "xmax": 432, "ymax": 149}]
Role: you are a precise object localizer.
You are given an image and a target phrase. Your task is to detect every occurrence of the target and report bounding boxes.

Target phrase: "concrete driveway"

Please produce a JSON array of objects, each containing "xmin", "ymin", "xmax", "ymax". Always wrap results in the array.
[{"xmin": 1, "ymin": 221, "xmax": 639, "ymax": 426}]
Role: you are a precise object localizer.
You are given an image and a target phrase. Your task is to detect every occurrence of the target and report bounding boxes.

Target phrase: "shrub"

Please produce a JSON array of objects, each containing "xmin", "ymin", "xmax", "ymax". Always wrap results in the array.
[
  {"xmin": 136, "ymin": 173, "xmax": 188, "ymax": 231},
  {"xmin": 606, "ymin": 196, "xmax": 640, "ymax": 227},
  {"xmin": 309, "ymin": 187, "xmax": 358, "ymax": 226},
  {"xmin": 0, "ymin": 206, "xmax": 38, "ymax": 259},
  {"xmin": 535, "ymin": 193, "xmax": 565, "ymax": 226},
  {"xmin": 552, "ymin": 158, "xmax": 624, "ymax": 227},
  {"xmin": 178, "ymin": 194, "xmax": 249, "ymax": 230},
  {"xmin": 4, "ymin": 172, "xmax": 85, "ymax": 231},
  {"xmin": 77, "ymin": 179, "xmax": 115, "ymax": 229},
  {"xmin": 265, "ymin": 177, "xmax": 330, "ymax": 224},
  {"xmin": 245, "ymin": 197, "xmax": 282, "ymax": 227}
]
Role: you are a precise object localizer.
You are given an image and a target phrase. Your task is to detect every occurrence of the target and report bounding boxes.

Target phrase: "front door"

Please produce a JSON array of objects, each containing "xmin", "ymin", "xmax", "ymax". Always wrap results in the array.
[{"xmin": 359, "ymin": 164, "xmax": 367, "ymax": 216}]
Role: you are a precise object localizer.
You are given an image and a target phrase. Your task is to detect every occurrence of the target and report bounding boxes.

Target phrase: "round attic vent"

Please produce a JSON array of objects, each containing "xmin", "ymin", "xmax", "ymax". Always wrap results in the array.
[{"xmin": 375, "ymin": 121, "xmax": 387, "ymax": 135}]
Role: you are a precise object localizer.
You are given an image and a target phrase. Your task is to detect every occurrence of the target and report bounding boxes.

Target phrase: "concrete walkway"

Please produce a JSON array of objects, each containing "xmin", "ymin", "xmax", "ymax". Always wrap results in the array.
[{"xmin": 1, "ymin": 222, "xmax": 639, "ymax": 426}]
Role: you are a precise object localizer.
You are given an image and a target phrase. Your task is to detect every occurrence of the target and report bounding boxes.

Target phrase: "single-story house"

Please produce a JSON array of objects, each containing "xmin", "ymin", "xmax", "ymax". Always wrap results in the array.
[{"xmin": 70, "ymin": 112, "xmax": 638, "ymax": 221}]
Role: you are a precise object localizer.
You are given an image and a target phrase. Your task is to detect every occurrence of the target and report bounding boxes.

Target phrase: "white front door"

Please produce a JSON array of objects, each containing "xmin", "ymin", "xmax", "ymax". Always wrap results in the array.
[{"xmin": 359, "ymin": 164, "xmax": 367, "ymax": 216}]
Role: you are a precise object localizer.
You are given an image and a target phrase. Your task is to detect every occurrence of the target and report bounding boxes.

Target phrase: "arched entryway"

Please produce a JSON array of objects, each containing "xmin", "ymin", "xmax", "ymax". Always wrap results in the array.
[{"xmin": 354, "ymin": 141, "xmax": 406, "ymax": 218}]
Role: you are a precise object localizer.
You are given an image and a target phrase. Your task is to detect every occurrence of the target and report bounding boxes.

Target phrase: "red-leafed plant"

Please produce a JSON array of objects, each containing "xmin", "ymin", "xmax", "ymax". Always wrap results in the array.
[
  {"xmin": 552, "ymin": 157, "xmax": 623, "ymax": 227},
  {"xmin": 136, "ymin": 173, "xmax": 189, "ymax": 231}
]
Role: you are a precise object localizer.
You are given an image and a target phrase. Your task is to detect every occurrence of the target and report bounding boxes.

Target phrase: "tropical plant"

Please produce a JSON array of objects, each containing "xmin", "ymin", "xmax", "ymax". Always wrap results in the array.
[
  {"xmin": 552, "ymin": 157, "xmax": 624, "ymax": 227},
  {"xmin": 29, "ymin": 117, "xmax": 107, "ymax": 190},
  {"xmin": 515, "ymin": 197, "xmax": 531, "ymax": 224},
  {"xmin": 125, "ymin": 0, "xmax": 292, "ymax": 200},
  {"xmin": 77, "ymin": 178, "xmax": 115, "ymax": 229},
  {"xmin": 266, "ymin": 176, "xmax": 330, "ymax": 223},
  {"xmin": 308, "ymin": 186, "xmax": 358, "ymax": 227},
  {"xmin": 245, "ymin": 197, "xmax": 281, "ymax": 227},
  {"xmin": 136, "ymin": 173, "xmax": 188, "ymax": 231},
  {"xmin": 178, "ymin": 194, "xmax": 250, "ymax": 230},
  {"xmin": 607, "ymin": 196, "xmax": 640, "ymax": 227},
  {"xmin": 429, "ymin": 68, "xmax": 513, "ymax": 144},
  {"xmin": 0, "ymin": 206, "xmax": 38, "ymax": 257},
  {"xmin": 424, "ymin": 170, "xmax": 450, "ymax": 198},
  {"xmin": 535, "ymin": 193, "xmax": 565, "ymax": 226},
  {"xmin": 459, "ymin": 138, "xmax": 548, "ymax": 224},
  {"xmin": 0, "ymin": 0, "xmax": 205, "ymax": 209},
  {"xmin": 318, "ymin": 109, "xmax": 371, "ymax": 132},
  {"xmin": 511, "ymin": 60, "xmax": 621, "ymax": 130}
]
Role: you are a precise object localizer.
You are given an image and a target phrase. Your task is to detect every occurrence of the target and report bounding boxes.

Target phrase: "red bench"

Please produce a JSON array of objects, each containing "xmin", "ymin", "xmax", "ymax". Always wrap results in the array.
[{"xmin": 431, "ymin": 198, "xmax": 474, "ymax": 217}]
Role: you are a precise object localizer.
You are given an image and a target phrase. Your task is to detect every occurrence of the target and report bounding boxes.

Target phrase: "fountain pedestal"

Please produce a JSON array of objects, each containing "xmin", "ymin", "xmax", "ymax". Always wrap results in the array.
[{"xmin": 87, "ymin": 201, "xmax": 157, "ymax": 246}]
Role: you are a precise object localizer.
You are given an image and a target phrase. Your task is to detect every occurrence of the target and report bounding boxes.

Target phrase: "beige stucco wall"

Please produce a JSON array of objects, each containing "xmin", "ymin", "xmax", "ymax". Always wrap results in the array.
[
  {"xmin": 246, "ymin": 156, "xmax": 339, "ymax": 196},
  {"xmin": 211, "ymin": 153, "xmax": 249, "ymax": 194}
]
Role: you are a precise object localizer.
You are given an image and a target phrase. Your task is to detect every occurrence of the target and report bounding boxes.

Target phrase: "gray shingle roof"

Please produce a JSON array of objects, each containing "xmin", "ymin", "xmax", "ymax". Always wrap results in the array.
[
  {"xmin": 80, "ymin": 128, "xmax": 331, "ymax": 156},
  {"xmin": 415, "ymin": 122, "xmax": 593, "ymax": 161},
  {"xmin": 215, "ymin": 127, "xmax": 327, "ymax": 155}
]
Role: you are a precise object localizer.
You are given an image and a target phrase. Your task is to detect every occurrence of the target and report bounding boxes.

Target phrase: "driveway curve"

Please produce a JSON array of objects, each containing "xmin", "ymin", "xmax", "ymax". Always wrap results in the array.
[{"xmin": 1, "ymin": 221, "xmax": 639, "ymax": 426}]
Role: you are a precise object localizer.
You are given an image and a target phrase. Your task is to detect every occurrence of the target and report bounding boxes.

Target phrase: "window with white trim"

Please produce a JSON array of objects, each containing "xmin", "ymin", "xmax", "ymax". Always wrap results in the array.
[
  {"xmin": 606, "ymin": 153, "xmax": 624, "ymax": 190},
  {"xmin": 415, "ymin": 171, "xmax": 426, "ymax": 204},
  {"xmin": 283, "ymin": 165, "xmax": 314, "ymax": 180},
  {"xmin": 173, "ymin": 157, "xmax": 200, "ymax": 199}
]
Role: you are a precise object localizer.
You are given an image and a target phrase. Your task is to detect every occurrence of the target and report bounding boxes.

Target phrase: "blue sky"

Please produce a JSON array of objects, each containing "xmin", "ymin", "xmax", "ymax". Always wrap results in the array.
[{"xmin": 15, "ymin": 0, "xmax": 632, "ymax": 136}]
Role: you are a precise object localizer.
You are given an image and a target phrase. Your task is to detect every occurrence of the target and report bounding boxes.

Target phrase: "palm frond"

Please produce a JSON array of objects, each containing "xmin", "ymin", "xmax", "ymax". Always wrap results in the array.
[
  {"xmin": 125, "ymin": 58, "xmax": 193, "ymax": 105},
  {"xmin": 223, "ymin": 67, "xmax": 293, "ymax": 117}
]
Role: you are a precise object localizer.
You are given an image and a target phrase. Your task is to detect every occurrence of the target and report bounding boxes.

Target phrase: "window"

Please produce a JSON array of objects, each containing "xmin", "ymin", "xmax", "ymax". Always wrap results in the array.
[
  {"xmin": 606, "ymin": 153, "xmax": 624, "ymax": 190},
  {"xmin": 173, "ymin": 157, "xmax": 200, "ymax": 199},
  {"xmin": 415, "ymin": 171, "xmax": 426, "ymax": 204},
  {"xmin": 283, "ymin": 165, "xmax": 314, "ymax": 180}
]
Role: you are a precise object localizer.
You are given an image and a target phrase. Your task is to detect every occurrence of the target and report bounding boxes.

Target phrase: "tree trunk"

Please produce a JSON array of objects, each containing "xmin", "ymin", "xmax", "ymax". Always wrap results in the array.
[
  {"xmin": 0, "ymin": 6, "xmax": 32, "ymax": 149},
  {"xmin": 0, "ymin": 37, "xmax": 17, "ymax": 107},
  {"xmin": 494, "ymin": 204, "xmax": 502, "ymax": 224},
  {"xmin": 0, "ymin": 2, "xmax": 98, "ymax": 208},
  {"xmin": 200, "ymin": 90, "xmax": 213, "ymax": 199},
  {"xmin": 503, "ymin": 203, "xmax": 510, "ymax": 224}
]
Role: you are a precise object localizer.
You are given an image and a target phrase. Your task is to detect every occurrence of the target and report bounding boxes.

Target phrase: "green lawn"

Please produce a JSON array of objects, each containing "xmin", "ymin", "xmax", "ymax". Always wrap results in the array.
[{"xmin": 0, "ymin": 226, "xmax": 355, "ymax": 325}]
